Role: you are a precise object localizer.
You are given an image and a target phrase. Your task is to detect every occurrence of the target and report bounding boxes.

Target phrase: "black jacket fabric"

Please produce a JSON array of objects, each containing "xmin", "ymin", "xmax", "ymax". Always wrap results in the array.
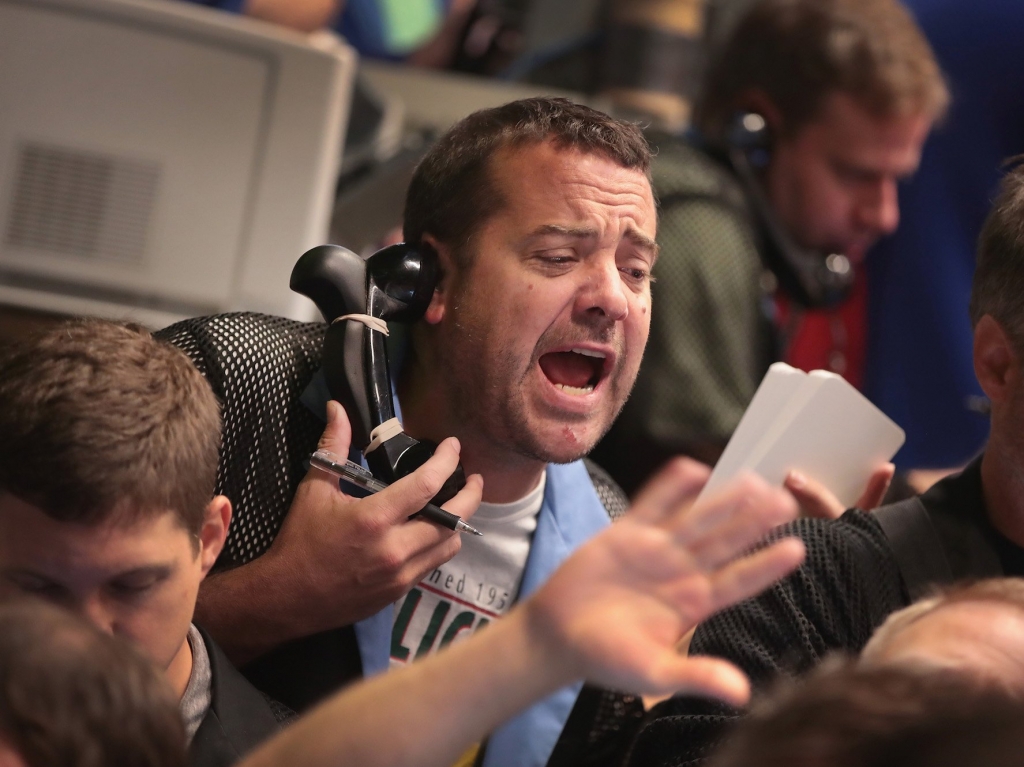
[
  {"xmin": 628, "ymin": 459, "xmax": 1018, "ymax": 767},
  {"xmin": 188, "ymin": 626, "xmax": 293, "ymax": 767}
]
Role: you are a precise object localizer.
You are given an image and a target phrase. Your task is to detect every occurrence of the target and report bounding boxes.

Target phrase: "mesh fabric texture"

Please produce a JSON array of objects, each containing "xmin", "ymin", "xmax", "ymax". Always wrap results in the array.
[{"xmin": 156, "ymin": 312, "xmax": 325, "ymax": 569}]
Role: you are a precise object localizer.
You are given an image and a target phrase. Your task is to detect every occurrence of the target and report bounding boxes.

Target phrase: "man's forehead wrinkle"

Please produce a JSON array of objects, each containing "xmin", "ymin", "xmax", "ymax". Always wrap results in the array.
[
  {"xmin": 0, "ymin": 566, "xmax": 45, "ymax": 579},
  {"xmin": 561, "ymin": 179, "xmax": 652, "ymax": 209},
  {"xmin": 558, "ymin": 186, "xmax": 657, "ymax": 239}
]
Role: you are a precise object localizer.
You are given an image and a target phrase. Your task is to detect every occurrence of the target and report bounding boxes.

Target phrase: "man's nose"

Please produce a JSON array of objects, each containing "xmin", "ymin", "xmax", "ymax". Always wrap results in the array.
[
  {"xmin": 577, "ymin": 258, "xmax": 629, "ymax": 321},
  {"xmin": 79, "ymin": 596, "xmax": 117, "ymax": 635},
  {"xmin": 858, "ymin": 178, "xmax": 900, "ymax": 236}
]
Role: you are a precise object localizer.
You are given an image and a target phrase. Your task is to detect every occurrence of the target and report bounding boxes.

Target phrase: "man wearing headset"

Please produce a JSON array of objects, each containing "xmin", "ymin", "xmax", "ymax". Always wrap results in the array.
[{"xmin": 593, "ymin": 0, "xmax": 948, "ymax": 495}]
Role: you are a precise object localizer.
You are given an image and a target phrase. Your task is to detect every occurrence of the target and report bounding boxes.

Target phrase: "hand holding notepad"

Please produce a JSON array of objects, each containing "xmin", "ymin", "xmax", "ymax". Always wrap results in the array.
[{"xmin": 699, "ymin": 363, "xmax": 905, "ymax": 508}]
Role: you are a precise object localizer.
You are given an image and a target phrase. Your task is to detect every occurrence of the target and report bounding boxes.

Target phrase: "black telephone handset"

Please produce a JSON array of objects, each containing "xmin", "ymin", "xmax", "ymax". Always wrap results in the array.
[
  {"xmin": 724, "ymin": 111, "xmax": 855, "ymax": 309},
  {"xmin": 290, "ymin": 243, "xmax": 466, "ymax": 505}
]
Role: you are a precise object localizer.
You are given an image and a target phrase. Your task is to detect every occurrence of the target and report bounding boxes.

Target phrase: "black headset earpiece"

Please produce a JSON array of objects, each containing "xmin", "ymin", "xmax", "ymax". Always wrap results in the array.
[
  {"xmin": 726, "ymin": 111, "xmax": 773, "ymax": 170},
  {"xmin": 723, "ymin": 111, "xmax": 855, "ymax": 309},
  {"xmin": 291, "ymin": 242, "xmax": 465, "ymax": 503}
]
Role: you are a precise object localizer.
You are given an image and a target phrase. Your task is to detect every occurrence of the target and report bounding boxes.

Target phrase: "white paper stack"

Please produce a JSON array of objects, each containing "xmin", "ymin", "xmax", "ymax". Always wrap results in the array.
[{"xmin": 698, "ymin": 363, "xmax": 906, "ymax": 507}]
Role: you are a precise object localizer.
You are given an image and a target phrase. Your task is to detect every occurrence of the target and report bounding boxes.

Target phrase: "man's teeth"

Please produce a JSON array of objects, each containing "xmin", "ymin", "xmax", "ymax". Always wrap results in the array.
[
  {"xmin": 571, "ymin": 348, "xmax": 606, "ymax": 358},
  {"xmin": 555, "ymin": 383, "xmax": 595, "ymax": 396}
]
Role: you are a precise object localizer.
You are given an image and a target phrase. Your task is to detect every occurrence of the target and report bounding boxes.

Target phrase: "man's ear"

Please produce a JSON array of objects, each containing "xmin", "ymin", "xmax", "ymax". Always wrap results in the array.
[
  {"xmin": 422, "ymin": 234, "xmax": 454, "ymax": 325},
  {"xmin": 974, "ymin": 314, "xmax": 1020, "ymax": 405},
  {"xmin": 197, "ymin": 495, "xmax": 231, "ymax": 577}
]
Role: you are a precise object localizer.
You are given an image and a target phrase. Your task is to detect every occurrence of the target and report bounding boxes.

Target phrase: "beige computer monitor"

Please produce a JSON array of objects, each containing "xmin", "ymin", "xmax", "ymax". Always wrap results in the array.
[{"xmin": 0, "ymin": 0, "xmax": 356, "ymax": 326}]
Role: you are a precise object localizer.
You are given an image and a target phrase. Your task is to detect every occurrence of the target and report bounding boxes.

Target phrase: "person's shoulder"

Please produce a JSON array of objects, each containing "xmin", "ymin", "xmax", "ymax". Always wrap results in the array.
[{"xmin": 762, "ymin": 509, "xmax": 906, "ymax": 614}]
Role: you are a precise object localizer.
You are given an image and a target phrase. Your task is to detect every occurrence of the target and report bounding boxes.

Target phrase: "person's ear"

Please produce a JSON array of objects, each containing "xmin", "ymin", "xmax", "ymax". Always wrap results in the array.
[
  {"xmin": 422, "ymin": 234, "xmax": 454, "ymax": 325},
  {"xmin": 974, "ymin": 314, "xmax": 1020, "ymax": 406},
  {"xmin": 197, "ymin": 495, "xmax": 231, "ymax": 577}
]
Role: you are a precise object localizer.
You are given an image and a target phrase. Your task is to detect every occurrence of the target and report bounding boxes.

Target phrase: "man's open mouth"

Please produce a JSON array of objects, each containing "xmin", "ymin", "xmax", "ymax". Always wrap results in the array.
[{"xmin": 538, "ymin": 348, "xmax": 608, "ymax": 396}]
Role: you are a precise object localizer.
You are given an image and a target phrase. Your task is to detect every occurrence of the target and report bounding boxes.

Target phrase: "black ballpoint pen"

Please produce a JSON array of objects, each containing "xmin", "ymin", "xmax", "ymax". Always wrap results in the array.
[{"xmin": 310, "ymin": 450, "xmax": 483, "ymax": 536}]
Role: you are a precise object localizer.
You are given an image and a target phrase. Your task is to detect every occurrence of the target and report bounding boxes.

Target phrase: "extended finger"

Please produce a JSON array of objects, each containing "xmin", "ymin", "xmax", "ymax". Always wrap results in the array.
[
  {"xmin": 371, "ymin": 437, "xmax": 465, "ymax": 524},
  {"xmin": 390, "ymin": 473, "xmax": 483, "ymax": 557},
  {"xmin": 441, "ymin": 472, "xmax": 484, "ymax": 521},
  {"xmin": 629, "ymin": 458, "xmax": 711, "ymax": 523},
  {"xmin": 683, "ymin": 485, "xmax": 798, "ymax": 571},
  {"xmin": 667, "ymin": 474, "xmax": 797, "ymax": 555},
  {"xmin": 857, "ymin": 463, "xmax": 895, "ymax": 510},
  {"xmin": 706, "ymin": 537, "xmax": 806, "ymax": 613},
  {"xmin": 639, "ymin": 653, "xmax": 751, "ymax": 706}
]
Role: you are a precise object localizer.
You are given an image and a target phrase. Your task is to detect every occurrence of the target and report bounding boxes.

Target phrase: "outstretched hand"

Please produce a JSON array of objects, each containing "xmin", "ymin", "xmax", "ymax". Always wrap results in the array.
[{"xmin": 525, "ymin": 458, "xmax": 805, "ymax": 706}]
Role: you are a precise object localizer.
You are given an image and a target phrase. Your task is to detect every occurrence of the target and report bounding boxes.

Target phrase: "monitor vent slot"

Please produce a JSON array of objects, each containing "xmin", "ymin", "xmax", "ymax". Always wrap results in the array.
[{"xmin": 5, "ymin": 143, "xmax": 160, "ymax": 265}]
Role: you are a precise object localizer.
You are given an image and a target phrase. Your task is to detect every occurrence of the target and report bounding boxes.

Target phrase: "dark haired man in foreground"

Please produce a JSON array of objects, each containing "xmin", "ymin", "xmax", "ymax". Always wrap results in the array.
[{"xmin": 0, "ymin": 322, "xmax": 477, "ymax": 766}]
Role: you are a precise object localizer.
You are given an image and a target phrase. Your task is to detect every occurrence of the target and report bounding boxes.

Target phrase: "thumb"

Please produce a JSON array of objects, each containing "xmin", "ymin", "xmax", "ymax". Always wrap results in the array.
[
  {"xmin": 317, "ymin": 401, "xmax": 353, "ymax": 457},
  {"xmin": 858, "ymin": 463, "xmax": 895, "ymax": 511}
]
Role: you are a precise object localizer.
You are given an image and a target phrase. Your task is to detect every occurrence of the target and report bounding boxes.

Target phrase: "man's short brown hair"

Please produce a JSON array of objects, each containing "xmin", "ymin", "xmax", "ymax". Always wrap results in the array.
[
  {"xmin": 0, "ymin": 599, "xmax": 185, "ymax": 767},
  {"xmin": 970, "ymin": 163, "xmax": 1024, "ymax": 347},
  {"xmin": 403, "ymin": 97, "xmax": 651, "ymax": 261},
  {"xmin": 0, "ymin": 319, "xmax": 220, "ymax": 539},
  {"xmin": 694, "ymin": 0, "xmax": 949, "ymax": 140}
]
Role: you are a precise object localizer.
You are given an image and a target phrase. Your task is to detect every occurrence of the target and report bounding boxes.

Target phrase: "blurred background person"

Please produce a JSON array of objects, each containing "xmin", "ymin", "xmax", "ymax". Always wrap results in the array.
[{"xmin": 592, "ymin": 0, "xmax": 946, "ymax": 495}]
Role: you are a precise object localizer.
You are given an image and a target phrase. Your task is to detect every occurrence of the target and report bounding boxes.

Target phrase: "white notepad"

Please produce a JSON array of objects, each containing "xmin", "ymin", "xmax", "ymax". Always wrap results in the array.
[{"xmin": 699, "ymin": 363, "xmax": 905, "ymax": 508}]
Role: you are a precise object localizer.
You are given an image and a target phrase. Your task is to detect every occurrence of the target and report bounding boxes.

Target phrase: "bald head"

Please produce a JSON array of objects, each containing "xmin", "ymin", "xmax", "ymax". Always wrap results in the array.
[{"xmin": 861, "ymin": 579, "xmax": 1024, "ymax": 693}]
